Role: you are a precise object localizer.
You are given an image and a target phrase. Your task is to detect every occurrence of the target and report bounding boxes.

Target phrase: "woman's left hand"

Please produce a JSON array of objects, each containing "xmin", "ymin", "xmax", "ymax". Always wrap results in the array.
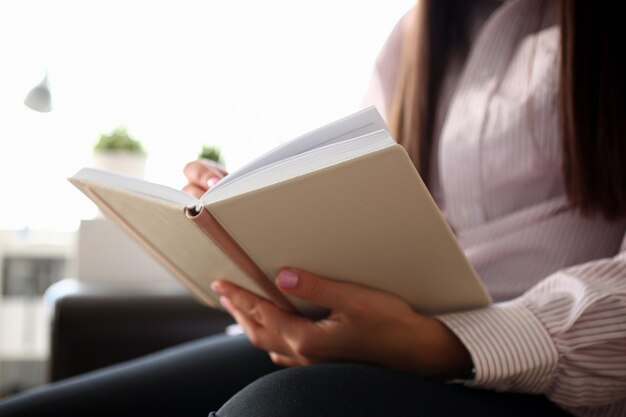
[{"xmin": 211, "ymin": 269, "xmax": 472, "ymax": 379}]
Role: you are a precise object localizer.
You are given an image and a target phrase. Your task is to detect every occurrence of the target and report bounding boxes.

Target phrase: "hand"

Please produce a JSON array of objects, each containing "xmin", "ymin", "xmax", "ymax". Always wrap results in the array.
[
  {"xmin": 182, "ymin": 159, "xmax": 228, "ymax": 197},
  {"xmin": 211, "ymin": 269, "xmax": 472, "ymax": 379}
]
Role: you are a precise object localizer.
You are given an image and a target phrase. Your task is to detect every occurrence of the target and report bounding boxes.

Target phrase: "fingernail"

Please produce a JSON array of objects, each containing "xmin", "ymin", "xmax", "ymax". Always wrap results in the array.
[
  {"xmin": 207, "ymin": 177, "xmax": 220, "ymax": 188},
  {"xmin": 211, "ymin": 281, "xmax": 223, "ymax": 295},
  {"xmin": 276, "ymin": 270, "xmax": 299, "ymax": 289},
  {"xmin": 220, "ymin": 296, "xmax": 233, "ymax": 309}
]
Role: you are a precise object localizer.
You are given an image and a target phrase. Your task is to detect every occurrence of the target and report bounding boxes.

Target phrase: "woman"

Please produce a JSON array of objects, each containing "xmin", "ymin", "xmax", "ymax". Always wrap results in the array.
[
  {"xmin": 187, "ymin": 1, "xmax": 626, "ymax": 416},
  {"xmin": 1, "ymin": 0, "xmax": 624, "ymax": 416}
]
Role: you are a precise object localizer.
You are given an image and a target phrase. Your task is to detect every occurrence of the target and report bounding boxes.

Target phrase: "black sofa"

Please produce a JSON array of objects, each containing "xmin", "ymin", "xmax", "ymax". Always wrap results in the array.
[{"xmin": 44, "ymin": 279, "xmax": 235, "ymax": 381}]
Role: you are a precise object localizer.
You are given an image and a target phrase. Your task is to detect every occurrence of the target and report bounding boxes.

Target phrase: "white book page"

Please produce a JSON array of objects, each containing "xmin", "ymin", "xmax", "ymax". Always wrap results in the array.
[
  {"xmin": 206, "ymin": 106, "xmax": 386, "ymax": 195},
  {"xmin": 202, "ymin": 129, "xmax": 394, "ymax": 205},
  {"xmin": 71, "ymin": 168, "xmax": 198, "ymax": 208}
]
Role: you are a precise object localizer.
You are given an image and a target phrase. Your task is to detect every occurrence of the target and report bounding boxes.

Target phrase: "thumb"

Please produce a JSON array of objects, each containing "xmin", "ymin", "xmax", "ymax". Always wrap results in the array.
[{"xmin": 275, "ymin": 268, "xmax": 356, "ymax": 310}]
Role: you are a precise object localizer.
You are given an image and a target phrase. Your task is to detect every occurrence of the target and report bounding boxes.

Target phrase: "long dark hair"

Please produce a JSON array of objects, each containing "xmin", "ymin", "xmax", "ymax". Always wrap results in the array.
[{"xmin": 389, "ymin": 0, "xmax": 626, "ymax": 220}]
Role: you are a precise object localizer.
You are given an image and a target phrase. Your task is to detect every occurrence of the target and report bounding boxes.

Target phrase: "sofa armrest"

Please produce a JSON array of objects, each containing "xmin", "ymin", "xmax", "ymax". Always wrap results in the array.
[{"xmin": 45, "ymin": 279, "xmax": 234, "ymax": 381}]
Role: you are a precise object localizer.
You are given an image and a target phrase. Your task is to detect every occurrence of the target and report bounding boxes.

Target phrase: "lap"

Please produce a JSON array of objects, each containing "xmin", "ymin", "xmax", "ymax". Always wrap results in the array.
[
  {"xmin": 212, "ymin": 363, "xmax": 573, "ymax": 417},
  {"xmin": 0, "ymin": 335, "xmax": 573, "ymax": 417},
  {"xmin": 0, "ymin": 334, "xmax": 278, "ymax": 417}
]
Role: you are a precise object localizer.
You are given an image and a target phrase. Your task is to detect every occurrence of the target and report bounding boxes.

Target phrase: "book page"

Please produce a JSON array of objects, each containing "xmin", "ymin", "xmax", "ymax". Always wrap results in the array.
[
  {"xmin": 207, "ymin": 106, "xmax": 387, "ymax": 194},
  {"xmin": 71, "ymin": 168, "xmax": 198, "ymax": 208},
  {"xmin": 202, "ymin": 129, "xmax": 394, "ymax": 205}
]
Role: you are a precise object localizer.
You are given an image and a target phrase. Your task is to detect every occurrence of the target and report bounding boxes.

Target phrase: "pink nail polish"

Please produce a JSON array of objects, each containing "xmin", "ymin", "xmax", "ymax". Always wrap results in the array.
[
  {"xmin": 207, "ymin": 177, "xmax": 220, "ymax": 188},
  {"xmin": 276, "ymin": 270, "xmax": 299, "ymax": 289}
]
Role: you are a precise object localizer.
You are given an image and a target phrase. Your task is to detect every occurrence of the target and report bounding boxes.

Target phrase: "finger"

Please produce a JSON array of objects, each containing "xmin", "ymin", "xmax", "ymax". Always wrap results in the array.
[
  {"xmin": 214, "ymin": 280, "xmax": 317, "ymax": 355},
  {"xmin": 220, "ymin": 280, "xmax": 326, "ymax": 361},
  {"xmin": 275, "ymin": 268, "xmax": 366, "ymax": 312},
  {"xmin": 211, "ymin": 279, "xmax": 242, "ymax": 295},
  {"xmin": 214, "ymin": 281, "xmax": 273, "ymax": 323},
  {"xmin": 183, "ymin": 160, "xmax": 226, "ymax": 189},
  {"xmin": 220, "ymin": 296, "xmax": 292, "ymax": 355},
  {"xmin": 219, "ymin": 295, "xmax": 259, "ymax": 330},
  {"xmin": 198, "ymin": 159, "xmax": 228, "ymax": 176},
  {"xmin": 182, "ymin": 184, "xmax": 207, "ymax": 198},
  {"xmin": 214, "ymin": 280, "xmax": 313, "ymax": 334},
  {"xmin": 268, "ymin": 351, "xmax": 300, "ymax": 367},
  {"xmin": 213, "ymin": 280, "xmax": 286, "ymax": 331},
  {"xmin": 220, "ymin": 296, "xmax": 271, "ymax": 345}
]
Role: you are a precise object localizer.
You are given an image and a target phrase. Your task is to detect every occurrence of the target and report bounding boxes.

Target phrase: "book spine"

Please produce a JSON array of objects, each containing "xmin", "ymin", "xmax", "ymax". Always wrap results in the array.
[
  {"xmin": 187, "ymin": 206, "xmax": 296, "ymax": 313},
  {"xmin": 81, "ymin": 185, "xmax": 221, "ymax": 308}
]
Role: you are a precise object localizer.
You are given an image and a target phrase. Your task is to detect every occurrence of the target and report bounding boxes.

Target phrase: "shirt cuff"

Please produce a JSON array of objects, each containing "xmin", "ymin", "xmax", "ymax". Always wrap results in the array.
[{"xmin": 437, "ymin": 300, "xmax": 559, "ymax": 393}]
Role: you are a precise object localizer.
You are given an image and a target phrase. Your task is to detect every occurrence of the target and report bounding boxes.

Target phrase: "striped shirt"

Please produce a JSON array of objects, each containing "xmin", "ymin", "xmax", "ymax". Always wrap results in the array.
[{"xmin": 364, "ymin": 1, "xmax": 626, "ymax": 416}]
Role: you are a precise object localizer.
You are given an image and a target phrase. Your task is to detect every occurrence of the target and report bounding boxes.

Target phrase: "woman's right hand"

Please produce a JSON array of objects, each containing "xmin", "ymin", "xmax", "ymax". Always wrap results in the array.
[{"xmin": 182, "ymin": 159, "xmax": 228, "ymax": 198}]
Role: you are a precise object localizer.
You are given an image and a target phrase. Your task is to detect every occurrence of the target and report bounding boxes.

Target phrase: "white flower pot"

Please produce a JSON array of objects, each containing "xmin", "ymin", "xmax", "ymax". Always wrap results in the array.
[{"xmin": 92, "ymin": 151, "xmax": 147, "ymax": 179}]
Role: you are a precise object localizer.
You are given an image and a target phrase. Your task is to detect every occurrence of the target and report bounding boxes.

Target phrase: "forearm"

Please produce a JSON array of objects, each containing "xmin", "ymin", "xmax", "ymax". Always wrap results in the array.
[{"xmin": 393, "ymin": 314, "xmax": 472, "ymax": 379}]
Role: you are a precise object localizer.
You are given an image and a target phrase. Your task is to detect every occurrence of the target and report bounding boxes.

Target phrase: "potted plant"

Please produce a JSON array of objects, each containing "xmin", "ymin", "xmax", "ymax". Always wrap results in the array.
[
  {"xmin": 93, "ymin": 126, "xmax": 147, "ymax": 178},
  {"xmin": 199, "ymin": 145, "xmax": 223, "ymax": 164},
  {"xmin": 198, "ymin": 145, "xmax": 226, "ymax": 174}
]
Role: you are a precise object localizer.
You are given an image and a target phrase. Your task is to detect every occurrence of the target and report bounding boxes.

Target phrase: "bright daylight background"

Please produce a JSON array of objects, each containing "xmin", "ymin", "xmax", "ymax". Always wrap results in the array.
[{"xmin": 0, "ymin": 0, "xmax": 414, "ymax": 232}]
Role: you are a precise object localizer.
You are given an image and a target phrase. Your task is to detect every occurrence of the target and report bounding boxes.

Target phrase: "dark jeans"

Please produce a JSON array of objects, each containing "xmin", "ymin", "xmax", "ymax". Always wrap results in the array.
[{"xmin": 0, "ymin": 334, "xmax": 572, "ymax": 417}]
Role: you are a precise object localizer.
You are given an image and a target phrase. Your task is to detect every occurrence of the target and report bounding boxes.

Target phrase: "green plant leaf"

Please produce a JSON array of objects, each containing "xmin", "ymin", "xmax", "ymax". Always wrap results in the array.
[
  {"xmin": 94, "ymin": 126, "xmax": 145, "ymax": 154},
  {"xmin": 199, "ymin": 145, "xmax": 222, "ymax": 163}
]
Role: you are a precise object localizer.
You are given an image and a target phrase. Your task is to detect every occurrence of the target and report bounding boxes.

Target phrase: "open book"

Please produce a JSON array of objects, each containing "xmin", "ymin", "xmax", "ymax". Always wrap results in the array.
[{"xmin": 70, "ymin": 107, "xmax": 491, "ymax": 317}]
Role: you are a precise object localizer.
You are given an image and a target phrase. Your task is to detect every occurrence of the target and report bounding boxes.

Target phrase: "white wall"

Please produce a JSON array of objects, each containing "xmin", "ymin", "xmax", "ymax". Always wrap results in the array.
[{"xmin": 0, "ymin": 0, "xmax": 414, "ymax": 231}]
